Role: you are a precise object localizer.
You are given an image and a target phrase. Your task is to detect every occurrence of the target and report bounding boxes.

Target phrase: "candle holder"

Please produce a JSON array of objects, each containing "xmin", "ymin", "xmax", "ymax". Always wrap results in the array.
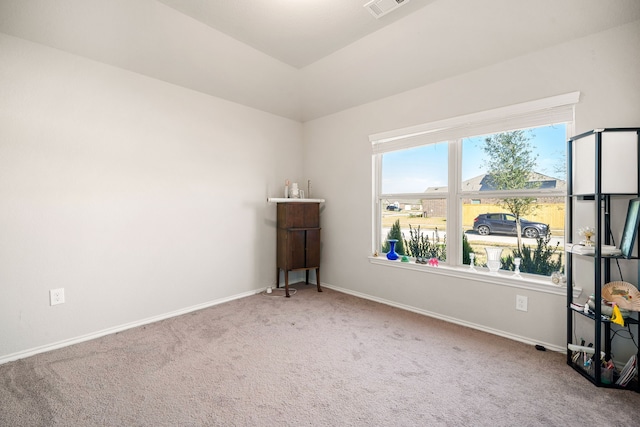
[{"xmin": 513, "ymin": 257, "xmax": 522, "ymax": 277}]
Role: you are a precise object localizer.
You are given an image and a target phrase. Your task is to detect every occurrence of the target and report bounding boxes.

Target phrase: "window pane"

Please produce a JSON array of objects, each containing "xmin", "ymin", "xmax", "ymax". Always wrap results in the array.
[
  {"xmin": 381, "ymin": 142, "xmax": 448, "ymax": 194},
  {"xmin": 462, "ymin": 199, "xmax": 565, "ymax": 275},
  {"xmin": 381, "ymin": 198, "xmax": 447, "ymax": 261},
  {"xmin": 461, "ymin": 124, "xmax": 566, "ymax": 191}
]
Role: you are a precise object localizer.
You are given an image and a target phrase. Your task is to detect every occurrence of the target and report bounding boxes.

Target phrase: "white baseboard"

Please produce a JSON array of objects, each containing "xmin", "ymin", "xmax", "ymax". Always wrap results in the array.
[
  {"xmin": 322, "ymin": 283, "xmax": 565, "ymax": 353},
  {"xmin": 0, "ymin": 289, "xmax": 260, "ymax": 366}
]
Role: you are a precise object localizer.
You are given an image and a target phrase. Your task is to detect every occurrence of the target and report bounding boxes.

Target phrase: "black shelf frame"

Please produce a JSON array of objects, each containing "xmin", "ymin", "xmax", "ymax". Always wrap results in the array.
[{"xmin": 566, "ymin": 128, "xmax": 640, "ymax": 392}]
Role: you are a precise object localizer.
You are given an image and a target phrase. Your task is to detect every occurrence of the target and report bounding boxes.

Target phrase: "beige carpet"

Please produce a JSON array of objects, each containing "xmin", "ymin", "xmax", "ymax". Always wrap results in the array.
[{"xmin": 2, "ymin": 285, "xmax": 640, "ymax": 426}]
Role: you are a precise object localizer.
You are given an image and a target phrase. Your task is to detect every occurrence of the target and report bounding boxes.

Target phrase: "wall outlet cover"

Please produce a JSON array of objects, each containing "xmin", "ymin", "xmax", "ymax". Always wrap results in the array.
[
  {"xmin": 516, "ymin": 295, "xmax": 528, "ymax": 312},
  {"xmin": 50, "ymin": 288, "xmax": 65, "ymax": 306}
]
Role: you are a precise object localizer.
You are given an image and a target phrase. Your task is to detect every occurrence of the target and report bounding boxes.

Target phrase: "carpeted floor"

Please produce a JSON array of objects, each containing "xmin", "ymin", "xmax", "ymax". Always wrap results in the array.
[{"xmin": 2, "ymin": 284, "xmax": 640, "ymax": 426}]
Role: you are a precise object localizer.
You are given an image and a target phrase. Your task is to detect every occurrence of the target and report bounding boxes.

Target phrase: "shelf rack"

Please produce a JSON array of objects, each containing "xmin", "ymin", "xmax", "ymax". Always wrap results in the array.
[{"xmin": 566, "ymin": 128, "xmax": 640, "ymax": 391}]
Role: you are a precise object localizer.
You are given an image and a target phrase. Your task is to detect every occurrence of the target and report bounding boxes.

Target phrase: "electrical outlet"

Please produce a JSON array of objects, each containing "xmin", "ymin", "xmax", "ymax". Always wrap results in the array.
[
  {"xmin": 50, "ymin": 288, "xmax": 65, "ymax": 306},
  {"xmin": 516, "ymin": 295, "xmax": 528, "ymax": 312}
]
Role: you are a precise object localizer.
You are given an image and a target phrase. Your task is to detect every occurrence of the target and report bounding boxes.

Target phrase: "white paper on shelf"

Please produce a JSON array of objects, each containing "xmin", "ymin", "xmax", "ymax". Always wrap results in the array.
[{"xmin": 566, "ymin": 243, "xmax": 621, "ymax": 256}]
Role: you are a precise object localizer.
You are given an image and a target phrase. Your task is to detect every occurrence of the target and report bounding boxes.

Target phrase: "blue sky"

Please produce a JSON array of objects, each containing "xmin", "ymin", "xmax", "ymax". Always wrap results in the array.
[{"xmin": 381, "ymin": 124, "xmax": 567, "ymax": 194}]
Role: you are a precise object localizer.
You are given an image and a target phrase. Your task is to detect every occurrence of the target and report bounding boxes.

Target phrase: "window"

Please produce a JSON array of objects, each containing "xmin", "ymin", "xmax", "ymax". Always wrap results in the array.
[{"xmin": 371, "ymin": 93, "xmax": 578, "ymax": 278}]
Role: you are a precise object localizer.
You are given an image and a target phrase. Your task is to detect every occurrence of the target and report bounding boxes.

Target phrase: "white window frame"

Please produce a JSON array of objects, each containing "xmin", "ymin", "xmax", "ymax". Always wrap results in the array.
[{"xmin": 370, "ymin": 92, "xmax": 580, "ymax": 290}]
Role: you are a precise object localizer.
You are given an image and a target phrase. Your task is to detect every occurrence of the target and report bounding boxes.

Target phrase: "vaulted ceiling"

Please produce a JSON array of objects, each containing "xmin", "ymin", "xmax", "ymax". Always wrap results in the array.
[
  {"xmin": 156, "ymin": 0, "xmax": 433, "ymax": 68},
  {"xmin": 1, "ymin": 0, "xmax": 639, "ymax": 121}
]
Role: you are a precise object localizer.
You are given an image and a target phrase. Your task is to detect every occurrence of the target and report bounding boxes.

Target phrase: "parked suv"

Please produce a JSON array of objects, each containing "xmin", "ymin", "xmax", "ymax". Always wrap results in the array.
[{"xmin": 473, "ymin": 213, "xmax": 548, "ymax": 238}]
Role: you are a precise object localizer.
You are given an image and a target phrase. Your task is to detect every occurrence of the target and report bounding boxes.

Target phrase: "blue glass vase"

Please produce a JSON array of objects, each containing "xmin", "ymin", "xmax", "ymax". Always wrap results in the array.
[{"xmin": 386, "ymin": 239, "xmax": 399, "ymax": 260}]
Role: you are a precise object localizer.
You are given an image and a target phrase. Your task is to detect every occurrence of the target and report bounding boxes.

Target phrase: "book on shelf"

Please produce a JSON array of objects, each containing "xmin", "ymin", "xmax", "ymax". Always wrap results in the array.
[{"xmin": 616, "ymin": 355, "xmax": 637, "ymax": 387}]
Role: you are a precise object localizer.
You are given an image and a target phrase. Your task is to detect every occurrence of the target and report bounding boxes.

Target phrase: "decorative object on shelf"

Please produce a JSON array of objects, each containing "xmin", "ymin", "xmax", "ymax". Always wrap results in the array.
[
  {"xmin": 284, "ymin": 179, "xmax": 290, "ymax": 198},
  {"xmin": 602, "ymin": 281, "xmax": 640, "ymax": 311},
  {"xmin": 610, "ymin": 303, "xmax": 625, "ymax": 326},
  {"xmin": 485, "ymin": 247, "xmax": 503, "ymax": 273},
  {"xmin": 578, "ymin": 226, "xmax": 595, "ymax": 247},
  {"xmin": 468, "ymin": 253, "xmax": 476, "ymax": 271},
  {"xmin": 386, "ymin": 239, "xmax": 399, "ymax": 260},
  {"xmin": 428, "ymin": 257, "xmax": 439, "ymax": 267},
  {"xmin": 290, "ymin": 182, "xmax": 300, "ymax": 198},
  {"xmin": 550, "ymin": 271, "xmax": 567, "ymax": 285},
  {"xmin": 586, "ymin": 294, "xmax": 631, "ymax": 318},
  {"xmin": 513, "ymin": 257, "xmax": 522, "ymax": 277},
  {"xmin": 373, "ymin": 251, "xmax": 378, "ymax": 257},
  {"xmin": 401, "ymin": 255, "xmax": 409, "ymax": 262}
]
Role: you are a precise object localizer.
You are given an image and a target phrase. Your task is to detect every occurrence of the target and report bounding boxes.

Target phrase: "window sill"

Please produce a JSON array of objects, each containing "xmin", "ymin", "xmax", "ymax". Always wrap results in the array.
[{"xmin": 368, "ymin": 256, "xmax": 582, "ymax": 298}]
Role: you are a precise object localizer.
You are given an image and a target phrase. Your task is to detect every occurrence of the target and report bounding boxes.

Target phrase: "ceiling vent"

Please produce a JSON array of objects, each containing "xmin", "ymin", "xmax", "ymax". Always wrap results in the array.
[{"xmin": 364, "ymin": 0, "xmax": 411, "ymax": 19}]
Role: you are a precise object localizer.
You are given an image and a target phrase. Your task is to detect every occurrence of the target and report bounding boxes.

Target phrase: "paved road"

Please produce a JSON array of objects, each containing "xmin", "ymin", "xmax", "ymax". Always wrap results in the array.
[
  {"xmin": 465, "ymin": 230, "xmax": 564, "ymax": 247},
  {"xmin": 382, "ymin": 227, "xmax": 565, "ymax": 247}
]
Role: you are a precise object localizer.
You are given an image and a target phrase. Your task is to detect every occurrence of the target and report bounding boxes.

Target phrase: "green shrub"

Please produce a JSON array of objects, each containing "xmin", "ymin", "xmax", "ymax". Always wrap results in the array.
[
  {"xmin": 382, "ymin": 219, "xmax": 406, "ymax": 255},
  {"xmin": 502, "ymin": 229, "xmax": 563, "ymax": 275},
  {"xmin": 462, "ymin": 233, "xmax": 473, "ymax": 265}
]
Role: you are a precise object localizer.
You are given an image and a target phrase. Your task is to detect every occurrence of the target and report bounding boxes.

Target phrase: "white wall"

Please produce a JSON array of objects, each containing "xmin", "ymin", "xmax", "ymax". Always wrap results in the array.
[
  {"xmin": 304, "ymin": 21, "xmax": 640, "ymax": 353},
  {"xmin": 0, "ymin": 34, "xmax": 304, "ymax": 359}
]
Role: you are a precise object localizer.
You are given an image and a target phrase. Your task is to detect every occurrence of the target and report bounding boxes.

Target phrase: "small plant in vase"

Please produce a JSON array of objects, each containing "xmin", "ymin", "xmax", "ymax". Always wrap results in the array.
[
  {"xmin": 405, "ymin": 225, "xmax": 447, "ymax": 264},
  {"xmin": 404, "ymin": 224, "xmax": 427, "ymax": 264}
]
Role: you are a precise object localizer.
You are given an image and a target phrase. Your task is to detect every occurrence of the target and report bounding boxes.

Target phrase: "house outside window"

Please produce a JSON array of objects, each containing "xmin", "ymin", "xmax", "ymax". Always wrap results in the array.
[{"xmin": 371, "ymin": 93, "xmax": 578, "ymax": 279}]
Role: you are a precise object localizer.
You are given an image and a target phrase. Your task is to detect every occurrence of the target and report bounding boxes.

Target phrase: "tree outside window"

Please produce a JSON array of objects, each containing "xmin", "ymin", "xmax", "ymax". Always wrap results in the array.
[{"xmin": 376, "ymin": 123, "xmax": 567, "ymax": 277}]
